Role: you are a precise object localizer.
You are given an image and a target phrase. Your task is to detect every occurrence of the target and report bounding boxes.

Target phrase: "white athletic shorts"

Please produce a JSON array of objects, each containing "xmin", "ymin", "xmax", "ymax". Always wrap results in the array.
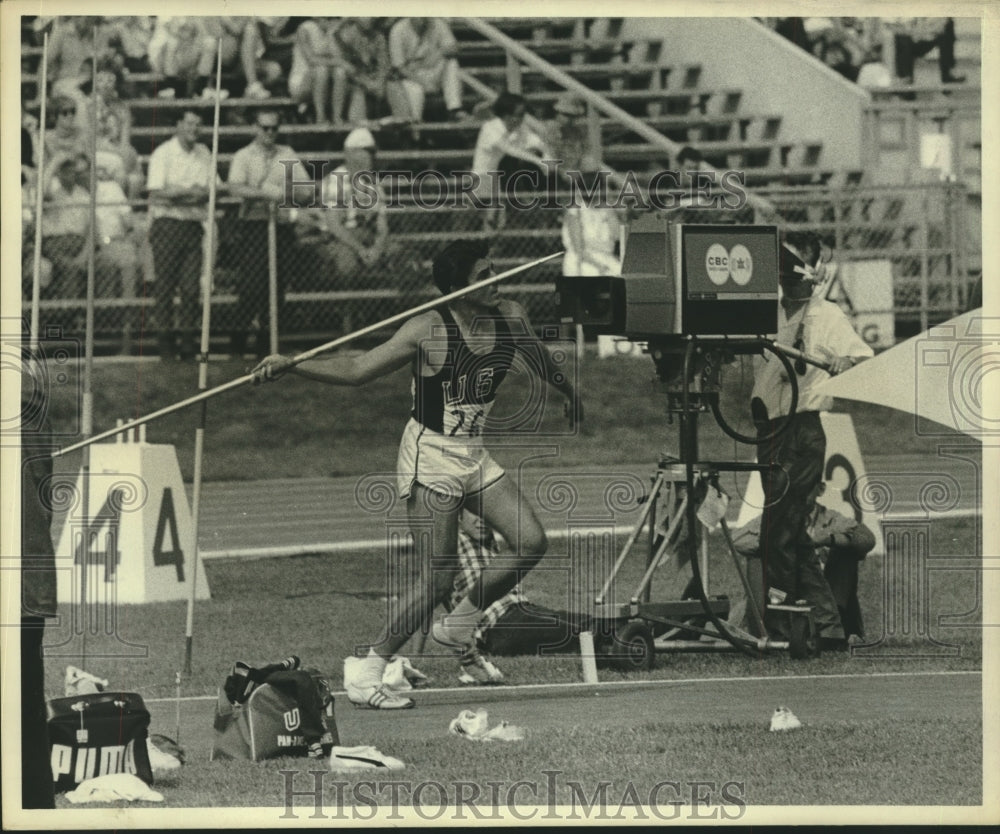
[{"xmin": 396, "ymin": 418, "xmax": 505, "ymax": 501}]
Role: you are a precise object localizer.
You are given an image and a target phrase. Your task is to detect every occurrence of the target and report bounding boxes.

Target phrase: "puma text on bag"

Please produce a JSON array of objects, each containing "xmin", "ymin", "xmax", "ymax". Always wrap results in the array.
[{"xmin": 47, "ymin": 692, "xmax": 153, "ymax": 794}]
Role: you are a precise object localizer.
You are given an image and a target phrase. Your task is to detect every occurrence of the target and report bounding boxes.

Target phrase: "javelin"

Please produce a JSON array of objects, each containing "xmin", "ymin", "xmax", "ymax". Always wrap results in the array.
[{"xmin": 53, "ymin": 251, "xmax": 564, "ymax": 457}]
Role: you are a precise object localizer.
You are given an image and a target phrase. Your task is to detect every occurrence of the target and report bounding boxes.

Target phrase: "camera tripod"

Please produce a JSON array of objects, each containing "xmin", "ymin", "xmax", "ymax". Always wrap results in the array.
[{"xmin": 587, "ymin": 336, "xmax": 823, "ymax": 670}]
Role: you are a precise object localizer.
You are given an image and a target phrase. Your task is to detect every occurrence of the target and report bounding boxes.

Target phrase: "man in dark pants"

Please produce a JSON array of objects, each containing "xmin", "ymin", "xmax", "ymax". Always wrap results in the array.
[
  {"xmin": 19, "ymin": 351, "xmax": 58, "ymax": 808},
  {"xmin": 226, "ymin": 109, "xmax": 310, "ymax": 358},
  {"xmin": 893, "ymin": 18, "xmax": 965, "ymax": 84},
  {"xmin": 146, "ymin": 109, "xmax": 218, "ymax": 360},
  {"xmin": 750, "ymin": 232, "xmax": 873, "ymax": 642},
  {"xmin": 733, "ymin": 480, "xmax": 876, "ymax": 646}
]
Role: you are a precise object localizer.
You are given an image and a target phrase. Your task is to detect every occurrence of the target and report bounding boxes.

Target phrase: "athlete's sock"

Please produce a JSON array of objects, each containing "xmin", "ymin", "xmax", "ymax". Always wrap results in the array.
[{"xmin": 345, "ymin": 649, "xmax": 388, "ymax": 688}]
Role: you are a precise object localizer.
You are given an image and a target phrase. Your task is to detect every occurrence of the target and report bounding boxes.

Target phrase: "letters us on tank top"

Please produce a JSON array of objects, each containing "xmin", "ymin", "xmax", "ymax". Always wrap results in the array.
[{"xmin": 411, "ymin": 308, "xmax": 516, "ymax": 438}]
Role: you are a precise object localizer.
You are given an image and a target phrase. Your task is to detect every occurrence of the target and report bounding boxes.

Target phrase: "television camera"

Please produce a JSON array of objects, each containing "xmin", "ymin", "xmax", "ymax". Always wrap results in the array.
[{"xmin": 555, "ymin": 215, "xmax": 819, "ymax": 664}]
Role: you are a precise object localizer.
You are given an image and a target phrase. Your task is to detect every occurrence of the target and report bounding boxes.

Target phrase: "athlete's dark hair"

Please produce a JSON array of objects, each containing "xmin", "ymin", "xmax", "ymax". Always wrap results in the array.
[{"xmin": 432, "ymin": 240, "xmax": 490, "ymax": 295}]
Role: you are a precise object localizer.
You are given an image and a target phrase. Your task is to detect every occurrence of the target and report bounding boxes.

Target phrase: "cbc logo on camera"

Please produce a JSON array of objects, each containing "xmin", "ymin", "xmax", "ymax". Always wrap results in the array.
[
  {"xmin": 705, "ymin": 243, "xmax": 754, "ymax": 287},
  {"xmin": 1, "ymin": 322, "xmax": 82, "ymax": 441}
]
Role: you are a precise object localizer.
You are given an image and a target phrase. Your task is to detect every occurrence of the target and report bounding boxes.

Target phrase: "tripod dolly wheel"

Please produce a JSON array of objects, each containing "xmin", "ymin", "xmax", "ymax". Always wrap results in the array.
[
  {"xmin": 611, "ymin": 621, "xmax": 656, "ymax": 672},
  {"xmin": 788, "ymin": 612, "xmax": 821, "ymax": 660}
]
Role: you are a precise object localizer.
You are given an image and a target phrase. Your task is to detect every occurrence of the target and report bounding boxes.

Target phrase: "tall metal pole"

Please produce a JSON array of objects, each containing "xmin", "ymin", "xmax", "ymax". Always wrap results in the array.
[
  {"xmin": 267, "ymin": 203, "xmax": 279, "ymax": 355},
  {"xmin": 29, "ymin": 32, "xmax": 49, "ymax": 352},
  {"xmin": 184, "ymin": 39, "xmax": 223, "ymax": 676},
  {"xmin": 79, "ymin": 30, "xmax": 100, "ymax": 667}
]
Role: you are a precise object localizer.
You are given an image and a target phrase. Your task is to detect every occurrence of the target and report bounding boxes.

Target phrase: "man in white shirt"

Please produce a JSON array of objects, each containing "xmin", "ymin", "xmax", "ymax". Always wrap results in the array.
[
  {"xmin": 388, "ymin": 18, "xmax": 465, "ymax": 122},
  {"xmin": 226, "ymin": 108, "xmax": 312, "ymax": 357},
  {"xmin": 146, "ymin": 109, "xmax": 217, "ymax": 360},
  {"xmin": 751, "ymin": 231, "xmax": 873, "ymax": 635}
]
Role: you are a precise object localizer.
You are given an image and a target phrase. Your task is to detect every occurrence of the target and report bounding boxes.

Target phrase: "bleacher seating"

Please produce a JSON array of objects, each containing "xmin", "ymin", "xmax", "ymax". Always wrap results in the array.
[{"xmin": 19, "ymin": 15, "xmax": 981, "ymax": 351}]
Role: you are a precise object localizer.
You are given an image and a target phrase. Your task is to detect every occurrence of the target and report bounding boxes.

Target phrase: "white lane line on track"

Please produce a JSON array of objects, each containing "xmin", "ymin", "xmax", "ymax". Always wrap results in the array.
[
  {"xmin": 145, "ymin": 668, "xmax": 981, "ymax": 704},
  {"xmin": 200, "ymin": 508, "xmax": 981, "ymax": 559}
]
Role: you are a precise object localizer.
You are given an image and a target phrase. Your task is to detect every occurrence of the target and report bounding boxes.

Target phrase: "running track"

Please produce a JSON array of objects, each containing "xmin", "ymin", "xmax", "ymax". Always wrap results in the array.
[{"xmin": 189, "ymin": 453, "xmax": 982, "ymax": 558}]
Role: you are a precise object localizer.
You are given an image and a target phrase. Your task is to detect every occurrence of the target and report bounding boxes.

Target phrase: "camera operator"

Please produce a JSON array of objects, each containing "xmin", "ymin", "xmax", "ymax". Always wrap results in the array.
[{"xmin": 750, "ymin": 232, "xmax": 872, "ymax": 643}]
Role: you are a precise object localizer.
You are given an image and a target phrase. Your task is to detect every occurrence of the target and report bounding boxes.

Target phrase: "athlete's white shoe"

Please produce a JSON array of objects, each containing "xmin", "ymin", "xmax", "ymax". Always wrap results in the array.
[
  {"xmin": 329, "ymin": 744, "xmax": 405, "ymax": 771},
  {"xmin": 344, "ymin": 655, "xmax": 415, "ymax": 710},
  {"xmin": 769, "ymin": 705, "xmax": 802, "ymax": 732},
  {"xmin": 458, "ymin": 648, "xmax": 505, "ymax": 686},
  {"xmin": 345, "ymin": 681, "xmax": 415, "ymax": 710}
]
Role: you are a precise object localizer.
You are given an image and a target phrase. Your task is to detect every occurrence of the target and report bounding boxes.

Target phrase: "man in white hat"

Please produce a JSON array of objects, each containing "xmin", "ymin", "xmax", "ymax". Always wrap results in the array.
[{"xmin": 299, "ymin": 127, "xmax": 419, "ymax": 321}]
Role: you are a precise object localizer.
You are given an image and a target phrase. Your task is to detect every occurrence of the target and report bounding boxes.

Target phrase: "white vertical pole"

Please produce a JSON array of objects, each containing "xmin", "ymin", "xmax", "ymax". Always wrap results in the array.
[
  {"xmin": 267, "ymin": 204, "xmax": 279, "ymax": 355},
  {"xmin": 184, "ymin": 38, "xmax": 223, "ymax": 676},
  {"xmin": 29, "ymin": 32, "xmax": 49, "ymax": 352}
]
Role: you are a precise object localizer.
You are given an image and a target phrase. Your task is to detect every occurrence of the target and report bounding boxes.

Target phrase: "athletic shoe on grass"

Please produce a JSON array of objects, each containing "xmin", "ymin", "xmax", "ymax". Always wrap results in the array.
[
  {"xmin": 345, "ymin": 682, "xmax": 414, "ymax": 710},
  {"xmin": 458, "ymin": 648, "xmax": 505, "ymax": 686},
  {"xmin": 329, "ymin": 745, "xmax": 405, "ymax": 771}
]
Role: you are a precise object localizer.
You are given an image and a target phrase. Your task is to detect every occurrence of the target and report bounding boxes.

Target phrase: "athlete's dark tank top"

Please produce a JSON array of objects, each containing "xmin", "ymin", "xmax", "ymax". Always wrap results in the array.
[{"xmin": 411, "ymin": 307, "xmax": 516, "ymax": 438}]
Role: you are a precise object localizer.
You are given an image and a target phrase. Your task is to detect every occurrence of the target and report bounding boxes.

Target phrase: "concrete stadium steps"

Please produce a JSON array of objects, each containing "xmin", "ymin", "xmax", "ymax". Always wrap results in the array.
[
  {"xmin": 125, "ymin": 112, "xmax": 785, "ymax": 153},
  {"xmin": 466, "ymin": 60, "xmax": 672, "ymax": 93},
  {"xmin": 453, "ymin": 34, "xmax": 660, "ymax": 68}
]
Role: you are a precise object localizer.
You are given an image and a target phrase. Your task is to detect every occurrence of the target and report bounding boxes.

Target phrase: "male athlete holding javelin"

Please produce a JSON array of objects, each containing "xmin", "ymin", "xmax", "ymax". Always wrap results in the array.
[{"xmin": 253, "ymin": 241, "xmax": 581, "ymax": 709}]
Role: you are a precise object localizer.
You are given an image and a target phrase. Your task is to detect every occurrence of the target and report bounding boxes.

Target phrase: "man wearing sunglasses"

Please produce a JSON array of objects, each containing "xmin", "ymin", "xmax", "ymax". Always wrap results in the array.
[
  {"xmin": 749, "ymin": 231, "xmax": 873, "ymax": 644},
  {"xmin": 227, "ymin": 109, "xmax": 311, "ymax": 358}
]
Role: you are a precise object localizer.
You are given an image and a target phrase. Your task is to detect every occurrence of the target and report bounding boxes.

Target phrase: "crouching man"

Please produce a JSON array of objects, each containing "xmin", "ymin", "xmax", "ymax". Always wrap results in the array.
[{"xmin": 732, "ymin": 479, "xmax": 876, "ymax": 648}]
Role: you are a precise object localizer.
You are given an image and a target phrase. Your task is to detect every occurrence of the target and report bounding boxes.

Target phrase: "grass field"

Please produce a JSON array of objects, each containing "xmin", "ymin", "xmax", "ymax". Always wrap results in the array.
[
  {"xmin": 34, "ymin": 347, "xmax": 987, "ymax": 817},
  {"xmin": 43, "ymin": 350, "xmax": 973, "ymax": 481},
  {"xmin": 41, "ymin": 517, "xmax": 983, "ymax": 813}
]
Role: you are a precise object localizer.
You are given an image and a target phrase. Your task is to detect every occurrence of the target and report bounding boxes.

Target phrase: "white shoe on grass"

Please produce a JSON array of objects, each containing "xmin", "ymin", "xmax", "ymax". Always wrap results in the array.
[
  {"xmin": 458, "ymin": 648, "xmax": 504, "ymax": 686},
  {"xmin": 344, "ymin": 654, "xmax": 415, "ymax": 709},
  {"xmin": 345, "ymin": 681, "xmax": 415, "ymax": 710},
  {"xmin": 329, "ymin": 745, "xmax": 405, "ymax": 771}
]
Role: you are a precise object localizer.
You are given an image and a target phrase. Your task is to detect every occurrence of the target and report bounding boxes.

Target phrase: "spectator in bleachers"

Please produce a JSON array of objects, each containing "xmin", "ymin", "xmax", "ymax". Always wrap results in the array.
[
  {"xmin": 856, "ymin": 44, "xmax": 892, "ymax": 89},
  {"xmin": 42, "ymin": 97, "xmax": 90, "ymax": 169},
  {"xmin": 311, "ymin": 128, "xmax": 411, "ymax": 292},
  {"xmin": 289, "ymin": 18, "xmax": 345, "ymax": 125},
  {"xmin": 94, "ymin": 157, "xmax": 140, "ymax": 301},
  {"xmin": 77, "ymin": 58, "xmax": 145, "ymax": 196},
  {"xmin": 889, "ymin": 18, "xmax": 964, "ymax": 84},
  {"xmin": 540, "ymin": 93, "xmax": 605, "ymax": 187},
  {"xmin": 471, "ymin": 91, "xmax": 554, "ymax": 231},
  {"xmin": 226, "ymin": 108, "xmax": 312, "ymax": 357},
  {"xmin": 106, "ymin": 16, "xmax": 154, "ymax": 81},
  {"xmin": 333, "ymin": 17, "xmax": 395, "ymax": 125},
  {"xmin": 194, "ymin": 17, "xmax": 245, "ymax": 99},
  {"xmin": 146, "ymin": 109, "xmax": 218, "ymax": 361},
  {"xmin": 561, "ymin": 186, "xmax": 622, "ymax": 278},
  {"xmin": 148, "ymin": 16, "xmax": 242, "ymax": 100},
  {"xmin": 46, "ymin": 17, "xmax": 113, "ymax": 107},
  {"xmin": 95, "ymin": 110, "xmax": 144, "ymax": 200},
  {"xmin": 388, "ymin": 18, "xmax": 466, "ymax": 123},
  {"xmin": 148, "ymin": 17, "xmax": 204, "ymax": 98},
  {"xmin": 240, "ymin": 17, "xmax": 290, "ymax": 99},
  {"xmin": 819, "ymin": 36, "xmax": 858, "ymax": 82},
  {"xmin": 40, "ymin": 152, "xmax": 91, "ymax": 300}
]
